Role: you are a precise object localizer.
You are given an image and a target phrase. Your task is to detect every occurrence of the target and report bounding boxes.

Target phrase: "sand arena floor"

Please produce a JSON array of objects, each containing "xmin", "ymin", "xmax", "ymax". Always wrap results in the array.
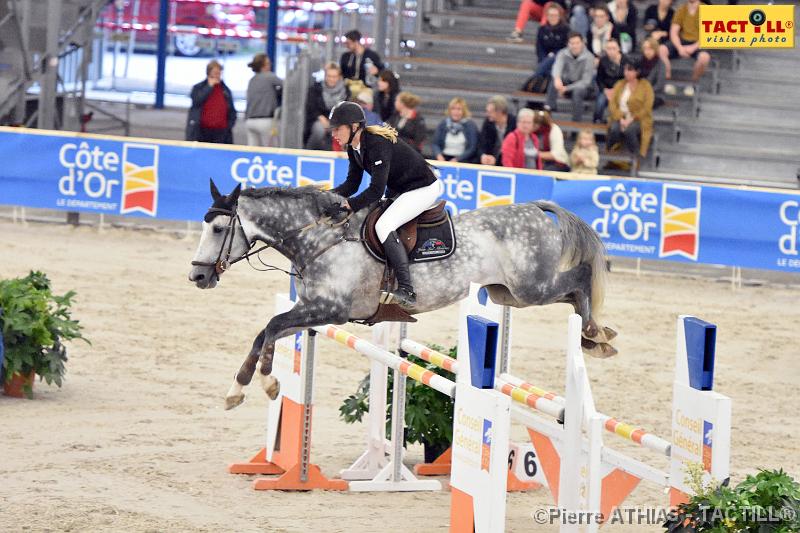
[{"xmin": 1, "ymin": 220, "xmax": 798, "ymax": 532}]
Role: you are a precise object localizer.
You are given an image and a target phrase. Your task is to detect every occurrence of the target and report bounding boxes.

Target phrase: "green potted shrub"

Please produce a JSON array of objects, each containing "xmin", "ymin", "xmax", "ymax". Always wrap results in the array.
[
  {"xmin": 0, "ymin": 271, "xmax": 88, "ymax": 398},
  {"xmin": 339, "ymin": 344, "xmax": 455, "ymax": 463},
  {"xmin": 663, "ymin": 465, "xmax": 800, "ymax": 532}
]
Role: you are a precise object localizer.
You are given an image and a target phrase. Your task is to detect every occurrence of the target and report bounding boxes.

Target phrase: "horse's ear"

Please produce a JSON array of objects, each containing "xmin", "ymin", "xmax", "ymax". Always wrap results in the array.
[
  {"xmin": 210, "ymin": 178, "xmax": 222, "ymax": 201},
  {"xmin": 229, "ymin": 183, "xmax": 242, "ymax": 204}
]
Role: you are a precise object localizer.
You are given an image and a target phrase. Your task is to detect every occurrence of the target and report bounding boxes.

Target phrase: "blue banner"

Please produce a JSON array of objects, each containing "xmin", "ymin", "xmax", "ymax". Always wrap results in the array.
[{"xmin": 1, "ymin": 127, "xmax": 799, "ymax": 274}]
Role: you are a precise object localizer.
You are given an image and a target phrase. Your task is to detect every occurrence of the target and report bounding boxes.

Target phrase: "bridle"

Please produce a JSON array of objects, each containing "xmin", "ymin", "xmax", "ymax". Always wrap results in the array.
[{"xmin": 191, "ymin": 200, "xmax": 356, "ymax": 282}]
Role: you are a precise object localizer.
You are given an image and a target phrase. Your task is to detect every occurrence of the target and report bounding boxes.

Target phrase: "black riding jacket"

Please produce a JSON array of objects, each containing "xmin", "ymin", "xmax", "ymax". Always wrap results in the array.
[{"xmin": 331, "ymin": 130, "xmax": 437, "ymax": 213}]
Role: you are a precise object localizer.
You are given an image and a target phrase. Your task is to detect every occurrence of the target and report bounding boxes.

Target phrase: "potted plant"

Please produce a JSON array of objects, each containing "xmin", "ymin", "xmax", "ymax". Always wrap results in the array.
[
  {"xmin": 340, "ymin": 344, "xmax": 455, "ymax": 463},
  {"xmin": 0, "ymin": 271, "xmax": 88, "ymax": 398}
]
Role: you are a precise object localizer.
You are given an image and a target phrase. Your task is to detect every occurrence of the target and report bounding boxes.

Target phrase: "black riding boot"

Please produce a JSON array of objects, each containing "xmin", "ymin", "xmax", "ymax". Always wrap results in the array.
[{"xmin": 381, "ymin": 231, "xmax": 416, "ymax": 308}]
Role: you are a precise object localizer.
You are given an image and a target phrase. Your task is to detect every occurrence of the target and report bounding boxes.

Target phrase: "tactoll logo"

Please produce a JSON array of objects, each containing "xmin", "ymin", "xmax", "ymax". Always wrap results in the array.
[
  {"xmin": 477, "ymin": 171, "xmax": 515, "ymax": 208},
  {"xmin": 659, "ymin": 185, "xmax": 701, "ymax": 261},
  {"xmin": 699, "ymin": 5, "xmax": 795, "ymax": 48},
  {"xmin": 481, "ymin": 419, "xmax": 493, "ymax": 472},
  {"xmin": 121, "ymin": 143, "xmax": 159, "ymax": 216}
]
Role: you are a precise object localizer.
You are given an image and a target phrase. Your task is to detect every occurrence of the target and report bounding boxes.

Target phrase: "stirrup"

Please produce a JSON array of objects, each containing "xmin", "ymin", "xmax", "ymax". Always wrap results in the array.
[{"xmin": 380, "ymin": 287, "xmax": 416, "ymax": 308}]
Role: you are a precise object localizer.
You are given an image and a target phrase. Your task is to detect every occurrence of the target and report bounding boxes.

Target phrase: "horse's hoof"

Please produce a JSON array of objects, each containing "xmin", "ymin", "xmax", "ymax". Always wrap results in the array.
[
  {"xmin": 581, "ymin": 338, "xmax": 618, "ymax": 358},
  {"xmin": 261, "ymin": 375, "xmax": 281, "ymax": 400},
  {"xmin": 602, "ymin": 327, "xmax": 618, "ymax": 342},
  {"xmin": 582, "ymin": 325, "xmax": 618, "ymax": 344},
  {"xmin": 225, "ymin": 393, "xmax": 245, "ymax": 410}
]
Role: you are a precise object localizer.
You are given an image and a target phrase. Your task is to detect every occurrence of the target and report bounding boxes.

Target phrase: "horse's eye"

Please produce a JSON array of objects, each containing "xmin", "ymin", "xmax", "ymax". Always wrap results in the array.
[{"xmin": 213, "ymin": 226, "xmax": 223, "ymax": 234}]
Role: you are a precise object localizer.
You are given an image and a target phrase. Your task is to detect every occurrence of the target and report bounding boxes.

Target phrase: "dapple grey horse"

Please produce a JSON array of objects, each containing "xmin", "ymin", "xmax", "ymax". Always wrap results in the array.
[{"xmin": 189, "ymin": 180, "xmax": 617, "ymax": 409}]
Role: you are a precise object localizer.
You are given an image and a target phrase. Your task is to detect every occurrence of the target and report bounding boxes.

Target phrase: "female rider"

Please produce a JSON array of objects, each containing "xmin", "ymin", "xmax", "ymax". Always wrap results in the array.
[{"xmin": 325, "ymin": 101, "xmax": 444, "ymax": 308}]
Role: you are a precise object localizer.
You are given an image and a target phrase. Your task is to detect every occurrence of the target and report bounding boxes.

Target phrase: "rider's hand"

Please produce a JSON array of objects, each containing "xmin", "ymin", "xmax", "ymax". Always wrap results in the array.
[{"xmin": 323, "ymin": 202, "xmax": 349, "ymax": 219}]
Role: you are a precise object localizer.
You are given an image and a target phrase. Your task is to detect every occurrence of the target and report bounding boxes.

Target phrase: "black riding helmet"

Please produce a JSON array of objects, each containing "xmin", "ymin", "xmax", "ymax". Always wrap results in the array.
[{"xmin": 328, "ymin": 101, "xmax": 366, "ymax": 146}]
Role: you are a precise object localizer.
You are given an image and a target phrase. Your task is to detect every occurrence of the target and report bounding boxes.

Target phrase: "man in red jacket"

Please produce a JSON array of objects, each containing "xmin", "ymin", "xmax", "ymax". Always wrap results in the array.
[{"xmin": 185, "ymin": 60, "xmax": 237, "ymax": 144}]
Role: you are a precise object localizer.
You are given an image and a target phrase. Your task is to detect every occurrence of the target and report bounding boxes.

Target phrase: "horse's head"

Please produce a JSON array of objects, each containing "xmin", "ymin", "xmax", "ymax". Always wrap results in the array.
[{"xmin": 188, "ymin": 179, "xmax": 250, "ymax": 289}]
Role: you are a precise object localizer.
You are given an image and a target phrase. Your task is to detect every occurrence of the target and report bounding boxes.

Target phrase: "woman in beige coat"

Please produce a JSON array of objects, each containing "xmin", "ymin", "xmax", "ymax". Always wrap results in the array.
[{"xmin": 607, "ymin": 56, "xmax": 654, "ymax": 158}]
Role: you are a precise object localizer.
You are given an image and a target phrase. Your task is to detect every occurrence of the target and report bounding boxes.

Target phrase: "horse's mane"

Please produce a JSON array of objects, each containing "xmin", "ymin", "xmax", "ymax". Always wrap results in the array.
[{"xmin": 241, "ymin": 185, "xmax": 332, "ymax": 201}]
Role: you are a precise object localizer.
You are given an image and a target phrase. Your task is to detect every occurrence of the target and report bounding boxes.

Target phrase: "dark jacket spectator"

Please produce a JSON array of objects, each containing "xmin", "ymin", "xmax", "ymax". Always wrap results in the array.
[
  {"xmin": 186, "ymin": 60, "xmax": 236, "ymax": 144},
  {"xmin": 376, "ymin": 70, "xmax": 400, "ymax": 122},
  {"xmin": 608, "ymin": 0, "xmax": 638, "ymax": 53},
  {"xmin": 339, "ymin": 29, "xmax": 384, "ymax": 87},
  {"xmin": 432, "ymin": 97, "xmax": 479, "ymax": 163},
  {"xmin": 593, "ymin": 38, "xmax": 624, "ymax": 122},
  {"xmin": 479, "ymin": 95, "xmax": 517, "ymax": 166},
  {"xmin": 644, "ymin": 0, "xmax": 675, "ymax": 44},
  {"xmin": 641, "ymin": 37, "xmax": 667, "ymax": 105},
  {"xmin": 304, "ymin": 62, "xmax": 350, "ymax": 150},
  {"xmin": 536, "ymin": 5, "xmax": 571, "ymax": 62},
  {"xmin": 388, "ymin": 91, "xmax": 426, "ymax": 152}
]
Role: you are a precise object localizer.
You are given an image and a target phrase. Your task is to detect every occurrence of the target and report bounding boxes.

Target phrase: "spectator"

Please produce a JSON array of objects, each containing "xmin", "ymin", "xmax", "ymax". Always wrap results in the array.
[
  {"xmin": 659, "ymin": 0, "xmax": 711, "ymax": 96},
  {"xmin": 641, "ymin": 37, "xmax": 667, "ymax": 107},
  {"xmin": 593, "ymin": 38, "xmax": 624, "ymax": 123},
  {"xmin": 479, "ymin": 95, "xmax": 517, "ymax": 166},
  {"xmin": 570, "ymin": 129, "xmax": 600, "ymax": 174},
  {"xmin": 432, "ymin": 97, "xmax": 479, "ymax": 163},
  {"xmin": 508, "ymin": 0, "xmax": 559, "ymax": 42},
  {"xmin": 534, "ymin": 4, "xmax": 571, "ymax": 79},
  {"xmin": 304, "ymin": 62, "xmax": 350, "ymax": 151},
  {"xmin": 356, "ymin": 89, "xmax": 382, "ymax": 126},
  {"xmin": 548, "ymin": 32, "xmax": 594, "ymax": 123},
  {"xmin": 501, "ymin": 108, "xmax": 568, "ymax": 171},
  {"xmin": 245, "ymin": 53, "xmax": 282, "ymax": 147},
  {"xmin": 569, "ymin": 0, "xmax": 592, "ymax": 36},
  {"xmin": 186, "ymin": 60, "xmax": 236, "ymax": 144},
  {"xmin": 340, "ymin": 29, "xmax": 384, "ymax": 88},
  {"xmin": 608, "ymin": 0, "xmax": 638, "ymax": 53},
  {"xmin": 643, "ymin": 0, "xmax": 675, "ymax": 44},
  {"xmin": 376, "ymin": 69, "xmax": 400, "ymax": 122},
  {"xmin": 607, "ymin": 55, "xmax": 654, "ymax": 160},
  {"xmin": 586, "ymin": 4, "xmax": 616, "ymax": 57},
  {"xmin": 389, "ymin": 91, "xmax": 426, "ymax": 152}
]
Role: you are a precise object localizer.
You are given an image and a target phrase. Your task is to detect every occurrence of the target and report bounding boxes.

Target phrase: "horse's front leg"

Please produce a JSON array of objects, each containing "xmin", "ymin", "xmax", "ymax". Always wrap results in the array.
[
  {"xmin": 224, "ymin": 328, "xmax": 265, "ymax": 410},
  {"xmin": 257, "ymin": 300, "xmax": 348, "ymax": 401}
]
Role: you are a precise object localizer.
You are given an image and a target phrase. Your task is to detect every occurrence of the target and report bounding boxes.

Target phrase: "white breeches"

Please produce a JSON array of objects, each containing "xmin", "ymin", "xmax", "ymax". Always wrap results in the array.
[{"xmin": 375, "ymin": 178, "xmax": 445, "ymax": 243}]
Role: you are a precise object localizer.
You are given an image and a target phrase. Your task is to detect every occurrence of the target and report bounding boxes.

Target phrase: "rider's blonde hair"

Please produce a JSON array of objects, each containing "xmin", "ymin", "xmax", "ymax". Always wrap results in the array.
[{"xmin": 366, "ymin": 124, "xmax": 398, "ymax": 143}]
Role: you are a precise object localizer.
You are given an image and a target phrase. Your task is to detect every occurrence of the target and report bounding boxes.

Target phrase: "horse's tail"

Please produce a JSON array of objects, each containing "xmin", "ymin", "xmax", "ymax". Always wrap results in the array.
[{"xmin": 534, "ymin": 201, "xmax": 607, "ymax": 317}]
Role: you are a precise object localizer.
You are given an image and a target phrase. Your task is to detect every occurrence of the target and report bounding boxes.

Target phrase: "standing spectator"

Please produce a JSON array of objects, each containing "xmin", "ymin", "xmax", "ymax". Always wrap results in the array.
[
  {"xmin": 389, "ymin": 91, "xmax": 426, "ymax": 152},
  {"xmin": 570, "ymin": 129, "xmax": 600, "ymax": 174},
  {"xmin": 643, "ymin": 0, "xmax": 674, "ymax": 44},
  {"xmin": 186, "ymin": 60, "xmax": 236, "ymax": 144},
  {"xmin": 376, "ymin": 70, "xmax": 400, "ymax": 122},
  {"xmin": 659, "ymin": 0, "xmax": 711, "ymax": 96},
  {"xmin": 245, "ymin": 53, "xmax": 282, "ymax": 147},
  {"xmin": 479, "ymin": 95, "xmax": 517, "ymax": 166},
  {"xmin": 593, "ymin": 38, "xmax": 624, "ymax": 123},
  {"xmin": 432, "ymin": 97, "xmax": 479, "ymax": 163},
  {"xmin": 608, "ymin": 0, "xmax": 638, "ymax": 53},
  {"xmin": 340, "ymin": 29, "xmax": 384, "ymax": 88},
  {"xmin": 502, "ymin": 109, "xmax": 569, "ymax": 170},
  {"xmin": 356, "ymin": 89, "xmax": 382, "ymax": 126},
  {"xmin": 586, "ymin": 4, "xmax": 616, "ymax": 57},
  {"xmin": 548, "ymin": 32, "xmax": 595, "ymax": 123},
  {"xmin": 607, "ymin": 56, "xmax": 654, "ymax": 160},
  {"xmin": 304, "ymin": 62, "xmax": 350, "ymax": 150},
  {"xmin": 641, "ymin": 37, "xmax": 667, "ymax": 107},
  {"xmin": 534, "ymin": 4, "xmax": 571, "ymax": 79}
]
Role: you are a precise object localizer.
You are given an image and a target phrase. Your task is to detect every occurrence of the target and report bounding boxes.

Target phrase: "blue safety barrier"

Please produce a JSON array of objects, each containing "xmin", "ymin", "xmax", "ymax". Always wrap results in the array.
[
  {"xmin": 683, "ymin": 317, "xmax": 717, "ymax": 391},
  {"xmin": 466, "ymin": 315, "xmax": 499, "ymax": 389}
]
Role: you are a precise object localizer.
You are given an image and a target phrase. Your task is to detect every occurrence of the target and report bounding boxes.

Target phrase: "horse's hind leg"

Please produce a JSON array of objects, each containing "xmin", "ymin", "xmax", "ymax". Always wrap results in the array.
[{"xmin": 225, "ymin": 329, "xmax": 265, "ymax": 410}]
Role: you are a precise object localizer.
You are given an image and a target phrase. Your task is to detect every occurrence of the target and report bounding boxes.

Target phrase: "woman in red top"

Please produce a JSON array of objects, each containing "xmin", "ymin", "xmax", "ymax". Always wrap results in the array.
[{"xmin": 502, "ymin": 109, "xmax": 570, "ymax": 171}]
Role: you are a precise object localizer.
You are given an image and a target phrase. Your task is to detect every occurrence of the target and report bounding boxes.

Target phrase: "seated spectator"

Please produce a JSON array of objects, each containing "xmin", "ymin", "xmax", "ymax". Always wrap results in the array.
[
  {"xmin": 659, "ymin": 0, "xmax": 711, "ymax": 96},
  {"xmin": 593, "ymin": 38, "xmax": 624, "ymax": 123},
  {"xmin": 533, "ymin": 4, "xmax": 571, "ymax": 79},
  {"xmin": 608, "ymin": 0, "xmax": 638, "ymax": 53},
  {"xmin": 586, "ymin": 4, "xmax": 616, "ymax": 57},
  {"xmin": 340, "ymin": 29, "xmax": 384, "ymax": 88},
  {"xmin": 245, "ymin": 53, "xmax": 282, "ymax": 147},
  {"xmin": 641, "ymin": 37, "xmax": 667, "ymax": 107},
  {"xmin": 479, "ymin": 95, "xmax": 517, "ymax": 166},
  {"xmin": 547, "ymin": 32, "xmax": 595, "ymax": 122},
  {"xmin": 607, "ymin": 55, "xmax": 654, "ymax": 160},
  {"xmin": 508, "ymin": 0, "xmax": 567, "ymax": 42},
  {"xmin": 376, "ymin": 69, "xmax": 400, "ymax": 122},
  {"xmin": 389, "ymin": 91, "xmax": 426, "ymax": 152},
  {"xmin": 643, "ymin": 0, "xmax": 674, "ymax": 44},
  {"xmin": 502, "ymin": 108, "xmax": 569, "ymax": 171},
  {"xmin": 432, "ymin": 97, "xmax": 479, "ymax": 163},
  {"xmin": 186, "ymin": 60, "xmax": 236, "ymax": 144},
  {"xmin": 570, "ymin": 128, "xmax": 600, "ymax": 174},
  {"xmin": 304, "ymin": 62, "xmax": 349, "ymax": 150},
  {"xmin": 356, "ymin": 89, "xmax": 382, "ymax": 126}
]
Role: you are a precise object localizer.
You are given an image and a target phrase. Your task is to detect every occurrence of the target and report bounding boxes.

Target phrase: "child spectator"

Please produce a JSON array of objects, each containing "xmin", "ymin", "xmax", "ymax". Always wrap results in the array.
[
  {"xmin": 570, "ymin": 129, "xmax": 600, "ymax": 174},
  {"xmin": 659, "ymin": 0, "xmax": 711, "ymax": 96},
  {"xmin": 479, "ymin": 95, "xmax": 517, "ymax": 166},
  {"xmin": 432, "ymin": 97, "xmax": 479, "ymax": 163},
  {"xmin": 375, "ymin": 70, "xmax": 400, "ymax": 122},
  {"xmin": 607, "ymin": 55, "xmax": 654, "ymax": 161},
  {"xmin": 593, "ymin": 38, "xmax": 624, "ymax": 123},
  {"xmin": 641, "ymin": 37, "xmax": 667, "ymax": 107},
  {"xmin": 389, "ymin": 91, "xmax": 426, "ymax": 152},
  {"xmin": 643, "ymin": 0, "xmax": 674, "ymax": 44},
  {"xmin": 548, "ymin": 32, "xmax": 595, "ymax": 123},
  {"xmin": 607, "ymin": 0, "xmax": 638, "ymax": 53}
]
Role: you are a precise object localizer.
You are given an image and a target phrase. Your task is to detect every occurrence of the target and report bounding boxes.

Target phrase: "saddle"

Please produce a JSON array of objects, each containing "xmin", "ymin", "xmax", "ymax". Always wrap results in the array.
[{"xmin": 361, "ymin": 200, "xmax": 455, "ymax": 262}]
